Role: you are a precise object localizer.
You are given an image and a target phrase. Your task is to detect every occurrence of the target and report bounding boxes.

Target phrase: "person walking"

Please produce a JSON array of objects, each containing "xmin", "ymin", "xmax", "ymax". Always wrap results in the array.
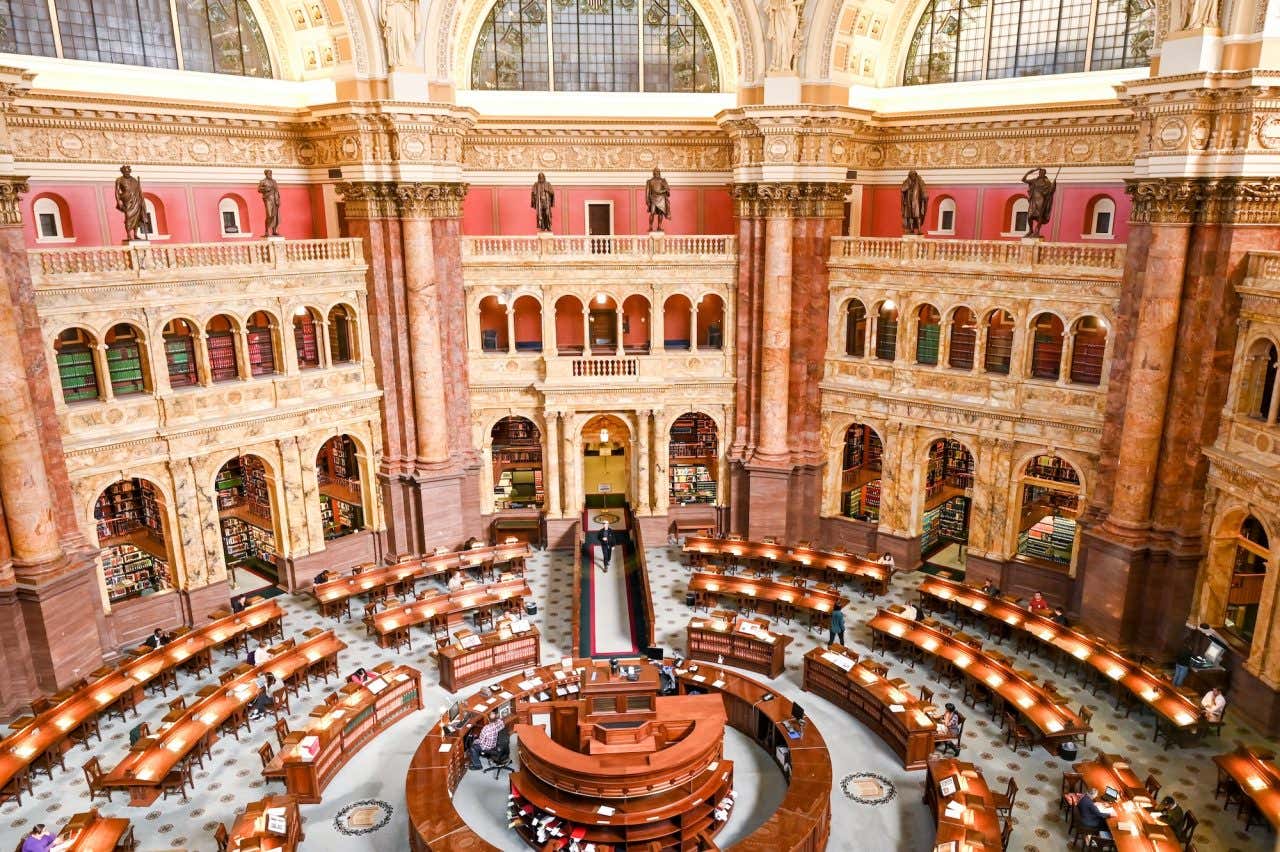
[
  {"xmin": 828, "ymin": 605, "xmax": 846, "ymax": 646},
  {"xmin": 598, "ymin": 523, "xmax": 616, "ymax": 572}
]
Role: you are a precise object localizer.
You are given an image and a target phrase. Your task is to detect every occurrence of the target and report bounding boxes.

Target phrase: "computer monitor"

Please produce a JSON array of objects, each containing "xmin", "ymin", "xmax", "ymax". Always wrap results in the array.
[
  {"xmin": 645, "ymin": 646, "xmax": 665, "ymax": 662},
  {"xmin": 792, "ymin": 703, "xmax": 806, "ymax": 723},
  {"xmin": 497, "ymin": 701, "xmax": 513, "ymax": 720},
  {"xmin": 1104, "ymin": 786, "xmax": 1119, "ymax": 802},
  {"xmin": 1203, "ymin": 641, "xmax": 1226, "ymax": 666},
  {"xmin": 446, "ymin": 701, "xmax": 461, "ymax": 724}
]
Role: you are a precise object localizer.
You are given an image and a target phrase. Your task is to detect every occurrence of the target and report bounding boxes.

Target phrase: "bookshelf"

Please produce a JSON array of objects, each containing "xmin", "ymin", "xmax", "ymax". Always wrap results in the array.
[
  {"xmin": 687, "ymin": 616, "xmax": 791, "ymax": 678},
  {"xmin": 163, "ymin": 334, "xmax": 198, "ymax": 387},
  {"xmin": 247, "ymin": 326, "xmax": 276, "ymax": 377},
  {"xmin": 916, "ymin": 322, "xmax": 940, "ymax": 365},
  {"xmin": 1018, "ymin": 515, "xmax": 1077, "ymax": 565},
  {"xmin": 95, "ymin": 478, "xmax": 172, "ymax": 602},
  {"xmin": 842, "ymin": 479, "xmax": 881, "ymax": 522},
  {"xmin": 1070, "ymin": 331, "xmax": 1106, "ymax": 385},
  {"xmin": 875, "ymin": 319, "xmax": 898, "ymax": 359},
  {"xmin": 106, "ymin": 337, "xmax": 145, "ymax": 396},
  {"xmin": 1025, "ymin": 455, "xmax": 1080, "ymax": 486},
  {"xmin": 320, "ymin": 495, "xmax": 364, "ymax": 540},
  {"xmin": 925, "ymin": 439, "xmax": 974, "ymax": 500},
  {"xmin": 294, "ymin": 314, "xmax": 320, "ymax": 368},
  {"xmin": 949, "ymin": 325, "xmax": 977, "ymax": 369},
  {"xmin": 922, "ymin": 496, "xmax": 968, "ymax": 556},
  {"xmin": 984, "ymin": 325, "xmax": 1013, "ymax": 374},
  {"xmin": 492, "ymin": 418, "xmax": 544, "ymax": 510},
  {"xmin": 217, "ymin": 456, "xmax": 276, "ymax": 564},
  {"xmin": 207, "ymin": 331, "xmax": 238, "ymax": 382},
  {"xmin": 669, "ymin": 413, "xmax": 717, "ymax": 458},
  {"xmin": 1032, "ymin": 332, "xmax": 1063, "ymax": 380},
  {"xmin": 56, "ymin": 344, "xmax": 98, "ymax": 402},
  {"xmin": 101, "ymin": 543, "xmax": 172, "ymax": 603},
  {"xmin": 670, "ymin": 413, "xmax": 718, "ymax": 504},
  {"xmin": 437, "ymin": 627, "xmax": 541, "ymax": 692},
  {"xmin": 671, "ymin": 463, "xmax": 716, "ymax": 504}
]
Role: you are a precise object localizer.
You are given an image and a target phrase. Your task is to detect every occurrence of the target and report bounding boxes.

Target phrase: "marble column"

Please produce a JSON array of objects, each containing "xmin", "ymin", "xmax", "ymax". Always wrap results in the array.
[
  {"xmin": 755, "ymin": 212, "xmax": 793, "ymax": 463},
  {"xmin": 635, "ymin": 409, "xmax": 651, "ymax": 515},
  {"xmin": 506, "ymin": 307, "xmax": 516, "ymax": 355},
  {"xmin": 316, "ymin": 320, "xmax": 332, "ymax": 369},
  {"xmin": 581, "ymin": 309, "xmax": 591, "ymax": 356},
  {"xmin": 562, "ymin": 415, "xmax": 579, "ymax": 515},
  {"xmin": 615, "ymin": 306, "xmax": 624, "ymax": 357},
  {"xmin": 653, "ymin": 410, "xmax": 670, "ymax": 515},
  {"xmin": 93, "ymin": 344, "xmax": 114, "ymax": 402},
  {"xmin": 193, "ymin": 332, "xmax": 212, "ymax": 386},
  {"xmin": 234, "ymin": 327, "xmax": 252, "ymax": 380},
  {"xmin": 544, "ymin": 412, "xmax": 561, "ymax": 519},
  {"xmin": 479, "ymin": 445, "xmax": 495, "ymax": 515}
]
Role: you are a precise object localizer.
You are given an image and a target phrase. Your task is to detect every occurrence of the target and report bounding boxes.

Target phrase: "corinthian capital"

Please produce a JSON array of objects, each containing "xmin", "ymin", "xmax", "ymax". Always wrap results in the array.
[
  {"xmin": 0, "ymin": 177, "xmax": 29, "ymax": 226},
  {"xmin": 393, "ymin": 182, "xmax": 469, "ymax": 219}
]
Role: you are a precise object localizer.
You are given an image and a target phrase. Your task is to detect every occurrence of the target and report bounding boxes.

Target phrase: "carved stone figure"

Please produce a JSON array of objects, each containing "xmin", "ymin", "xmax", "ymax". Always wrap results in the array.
[
  {"xmin": 1177, "ymin": 0, "xmax": 1218, "ymax": 30},
  {"xmin": 1022, "ymin": 167, "xmax": 1057, "ymax": 238},
  {"xmin": 114, "ymin": 165, "xmax": 145, "ymax": 242},
  {"xmin": 258, "ymin": 169, "xmax": 281, "ymax": 237},
  {"xmin": 380, "ymin": 0, "xmax": 421, "ymax": 69},
  {"xmin": 900, "ymin": 170, "xmax": 927, "ymax": 235},
  {"xmin": 531, "ymin": 172, "xmax": 554, "ymax": 232},
  {"xmin": 646, "ymin": 168, "xmax": 671, "ymax": 232},
  {"xmin": 765, "ymin": 0, "xmax": 803, "ymax": 72}
]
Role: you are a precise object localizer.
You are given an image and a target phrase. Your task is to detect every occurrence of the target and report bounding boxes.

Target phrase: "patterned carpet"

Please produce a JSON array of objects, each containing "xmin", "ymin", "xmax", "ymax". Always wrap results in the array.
[{"xmin": 1, "ymin": 545, "xmax": 1275, "ymax": 851}]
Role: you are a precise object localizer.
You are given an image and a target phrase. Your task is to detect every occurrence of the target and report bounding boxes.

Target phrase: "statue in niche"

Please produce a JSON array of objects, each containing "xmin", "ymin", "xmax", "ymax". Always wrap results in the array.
[
  {"xmin": 258, "ymin": 169, "xmax": 281, "ymax": 237},
  {"xmin": 1022, "ymin": 167, "xmax": 1057, "ymax": 238},
  {"xmin": 900, "ymin": 170, "xmax": 928, "ymax": 235},
  {"xmin": 114, "ymin": 165, "xmax": 145, "ymax": 242},
  {"xmin": 646, "ymin": 168, "xmax": 671, "ymax": 232},
  {"xmin": 765, "ymin": 0, "xmax": 804, "ymax": 72},
  {"xmin": 380, "ymin": 0, "xmax": 422, "ymax": 69},
  {"xmin": 1176, "ymin": 0, "xmax": 1219, "ymax": 31},
  {"xmin": 531, "ymin": 172, "xmax": 555, "ymax": 232}
]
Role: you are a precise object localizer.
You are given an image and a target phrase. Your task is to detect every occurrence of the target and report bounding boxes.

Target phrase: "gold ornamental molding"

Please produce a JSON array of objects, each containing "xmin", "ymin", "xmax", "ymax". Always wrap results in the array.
[
  {"xmin": 1125, "ymin": 178, "xmax": 1204, "ymax": 225},
  {"xmin": 334, "ymin": 181, "xmax": 398, "ymax": 219},
  {"xmin": 1200, "ymin": 178, "xmax": 1280, "ymax": 225},
  {"xmin": 336, "ymin": 181, "xmax": 469, "ymax": 219},
  {"xmin": 463, "ymin": 124, "xmax": 731, "ymax": 173},
  {"xmin": 0, "ymin": 177, "xmax": 29, "ymax": 225},
  {"xmin": 732, "ymin": 181, "xmax": 847, "ymax": 218}
]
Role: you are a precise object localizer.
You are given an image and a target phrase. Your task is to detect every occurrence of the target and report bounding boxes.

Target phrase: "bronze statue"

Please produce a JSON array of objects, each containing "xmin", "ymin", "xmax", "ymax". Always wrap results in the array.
[
  {"xmin": 114, "ymin": 165, "xmax": 145, "ymax": 242},
  {"xmin": 645, "ymin": 168, "xmax": 671, "ymax": 232},
  {"xmin": 258, "ymin": 169, "xmax": 281, "ymax": 237},
  {"xmin": 530, "ymin": 172, "xmax": 554, "ymax": 232},
  {"xmin": 900, "ymin": 170, "xmax": 928, "ymax": 235},
  {"xmin": 1022, "ymin": 167, "xmax": 1057, "ymax": 238}
]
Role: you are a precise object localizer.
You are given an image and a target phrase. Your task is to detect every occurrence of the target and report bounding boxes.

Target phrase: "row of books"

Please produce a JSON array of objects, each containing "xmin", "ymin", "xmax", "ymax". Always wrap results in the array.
[
  {"xmin": 102, "ymin": 542, "xmax": 171, "ymax": 603},
  {"xmin": 671, "ymin": 463, "xmax": 716, "ymax": 504},
  {"xmin": 1018, "ymin": 515, "xmax": 1077, "ymax": 565}
]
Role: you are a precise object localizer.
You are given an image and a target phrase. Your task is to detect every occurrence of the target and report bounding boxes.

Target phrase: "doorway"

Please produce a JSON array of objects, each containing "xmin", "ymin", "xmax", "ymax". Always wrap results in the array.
[
  {"xmin": 587, "ymin": 201, "xmax": 613, "ymax": 254},
  {"xmin": 581, "ymin": 414, "xmax": 630, "ymax": 507}
]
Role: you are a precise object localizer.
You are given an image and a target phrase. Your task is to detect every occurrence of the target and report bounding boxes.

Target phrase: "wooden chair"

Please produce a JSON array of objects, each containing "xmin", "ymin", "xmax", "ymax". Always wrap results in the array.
[
  {"xmin": 1175, "ymin": 811, "xmax": 1197, "ymax": 846},
  {"xmin": 993, "ymin": 777, "xmax": 1018, "ymax": 819},
  {"xmin": 1077, "ymin": 705, "xmax": 1094, "ymax": 746},
  {"xmin": 274, "ymin": 718, "xmax": 290, "ymax": 749},
  {"xmin": 159, "ymin": 762, "xmax": 191, "ymax": 803},
  {"xmin": 362, "ymin": 602, "xmax": 380, "ymax": 638},
  {"xmin": 218, "ymin": 670, "xmax": 238, "ymax": 685},
  {"xmin": 220, "ymin": 705, "xmax": 251, "ymax": 741},
  {"xmin": 1059, "ymin": 771, "xmax": 1084, "ymax": 828},
  {"xmin": 146, "ymin": 667, "xmax": 178, "ymax": 698},
  {"xmin": 1143, "ymin": 772, "xmax": 1160, "ymax": 800},
  {"xmin": 269, "ymin": 686, "xmax": 291, "ymax": 722},
  {"xmin": 29, "ymin": 696, "xmax": 53, "ymax": 715},
  {"xmin": 1000, "ymin": 816, "xmax": 1013, "ymax": 851},
  {"xmin": 918, "ymin": 685, "xmax": 934, "ymax": 706},
  {"xmin": 257, "ymin": 741, "xmax": 275, "ymax": 770},
  {"xmin": 0, "ymin": 765, "xmax": 30, "ymax": 807},
  {"xmin": 213, "ymin": 824, "xmax": 229, "ymax": 852},
  {"xmin": 82, "ymin": 756, "xmax": 113, "ymax": 804},
  {"xmin": 1004, "ymin": 713, "xmax": 1035, "ymax": 754},
  {"xmin": 168, "ymin": 696, "xmax": 186, "ymax": 714}
]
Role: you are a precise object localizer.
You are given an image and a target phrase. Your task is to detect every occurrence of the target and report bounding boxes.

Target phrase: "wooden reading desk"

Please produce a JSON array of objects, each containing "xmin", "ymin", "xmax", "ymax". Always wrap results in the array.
[
  {"xmin": 1213, "ymin": 745, "xmax": 1280, "ymax": 831},
  {"xmin": 918, "ymin": 577, "xmax": 1203, "ymax": 738},
  {"xmin": 925, "ymin": 757, "xmax": 1004, "ymax": 851},
  {"xmin": 1075, "ymin": 752, "xmax": 1182, "ymax": 851},
  {"xmin": 802, "ymin": 645, "xmax": 937, "ymax": 769},
  {"xmin": 687, "ymin": 612, "xmax": 791, "ymax": 678},
  {"xmin": 437, "ymin": 621, "xmax": 540, "ymax": 692},
  {"xmin": 373, "ymin": 577, "xmax": 532, "ymax": 649},
  {"xmin": 101, "ymin": 630, "xmax": 346, "ymax": 805},
  {"xmin": 266, "ymin": 663, "xmax": 422, "ymax": 803},
  {"xmin": 47, "ymin": 809, "xmax": 135, "ymax": 852},
  {"xmin": 688, "ymin": 571, "xmax": 848, "ymax": 630},
  {"xmin": 0, "ymin": 600, "xmax": 284, "ymax": 797},
  {"xmin": 226, "ymin": 794, "xmax": 303, "ymax": 851},
  {"xmin": 684, "ymin": 535, "xmax": 890, "ymax": 594},
  {"xmin": 869, "ymin": 609, "xmax": 1089, "ymax": 750}
]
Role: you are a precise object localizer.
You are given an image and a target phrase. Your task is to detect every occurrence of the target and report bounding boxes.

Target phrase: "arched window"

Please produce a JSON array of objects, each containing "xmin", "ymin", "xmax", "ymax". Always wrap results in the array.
[
  {"xmin": 513, "ymin": 296, "xmax": 544, "ymax": 353},
  {"xmin": 54, "ymin": 327, "xmax": 100, "ymax": 403},
  {"xmin": 1008, "ymin": 197, "xmax": 1030, "ymax": 236},
  {"xmin": 1087, "ymin": 196, "xmax": 1116, "ymax": 237},
  {"xmin": 845, "ymin": 299, "xmax": 867, "ymax": 357},
  {"xmin": 0, "ymin": 0, "xmax": 271, "ymax": 76},
  {"xmin": 1017, "ymin": 454, "xmax": 1082, "ymax": 566},
  {"xmin": 554, "ymin": 295, "xmax": 585, "ymax": 355},
  {"xmin": 33, "ymin": 195, "xmax": 71, "ymax": 241},
  {"xmin": 479, "ymin": 295, "xmax": 510, "ymax": 352},
  {"xmin": 141, "ymin": 196, "xmax": 167, "ymax": 239},
  {"xmin": 840, "ymin": 423, "xmax": 883, "ymax": 521},
  {"xmin": 1069, "ymin": 316, "xmax": 1107, "ymax": 385},
  {"xmin": 935, "ymin": 197, "xmax": 957, "ymax": 235},
  {"xmin": 206, "ymin": 314, "xmax": 240, "ymax": 382},
  {"xmin": 916, "ymin": 304, "xmax": 941, "ymax": 365},
  {"xmin": 94, "ymin": 478, "xmax": 174, "ymax": 603},
  {"xmin": 104, "ymin": 323, "xmax": 148, "ymax": 396},
  {"xmin": 922, "ymin": 438, "xmax": 975, "ymax": 559},
  {"xmin": 1225, "ymin": 516, "xmax": 1270, "ymax": 646},
  {"xmin": 328, "ymin": 305, "xmax": 358, "ymax": 363},
  {"xmin": 663, "ymin": 294, "xmax": 693, "ymax": 351},
  {"xmin": 162, "ymin": 319, "xmax": 198, "ymax": 388},
  {"xmin": 1241, "ymin": 339, "xmax": 1279, "ymax": 421},
  {"xmin": 471, "ymin": 0, "xmax": 719, "ymax": 92},
  {"xmin": 903, "ymin": 0, "xmax": 1154, "ymax": 85},
  {"xmin": 293, "ymin": 308, "xmax": 322, "ymax": 369},
  {"xmin": 219, "ymin": 196, "xmax": 246, "ymax": 236},
  {"xmin": 622, "ymin": 294, "xmax": 651, "ymax": 353},
  {"xmin": 215, "ymin": 455, "xmax": 278, "ymax": 569},
  {"xmin": 317, "ymin": 435, "xmax": 367, "ymax": 538},
  {"xmin": 670, "ymin": 412, "xmax": 718, "ymax": 504},
  {"xmin": 246, "ymin": 311, "xmax": 278, "ymax": 377},
  {"xmin": 875, "ymin": 301, "xmax": 899, "ymax": 361},
  {"xmin": 948, "ymin": 307, "xmax": 977, "ymax": 369},
  {"xmin": 984, "ymin": 309, "xmax": 1015, "ymax": 374},
  {"xmin": 696, "ymin": 294, "xmax": 724, "ymax": 350},
  {"xmin": 1030, "ymin": 313, "xmax": 1065, "ymax": 380}
]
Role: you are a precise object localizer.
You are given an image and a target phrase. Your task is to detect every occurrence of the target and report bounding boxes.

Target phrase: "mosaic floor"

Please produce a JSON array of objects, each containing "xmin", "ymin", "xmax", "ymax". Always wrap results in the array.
[{"xmin": 2, "ymin": 545, "xmax": 1276, "ymax": 851}]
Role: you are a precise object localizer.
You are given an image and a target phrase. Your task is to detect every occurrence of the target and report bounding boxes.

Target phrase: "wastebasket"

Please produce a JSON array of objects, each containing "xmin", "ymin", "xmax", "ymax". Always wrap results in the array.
[
  {"xmin": 1058, "ymin": 741, "xmax": 1078, "ymax": 761},
  {"xmin": 685, "ymin": 592, "xmax": 696, "ymax": 607},
  {"xmin": 524, "ymin": 601, "xmax": 538, "ymax": 616}
]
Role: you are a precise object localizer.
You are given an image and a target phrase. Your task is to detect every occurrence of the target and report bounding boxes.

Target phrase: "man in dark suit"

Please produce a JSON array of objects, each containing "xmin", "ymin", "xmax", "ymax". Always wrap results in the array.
[{"xmin": 598, "ymin": 523, "xmax": 616, "ymax": 571}]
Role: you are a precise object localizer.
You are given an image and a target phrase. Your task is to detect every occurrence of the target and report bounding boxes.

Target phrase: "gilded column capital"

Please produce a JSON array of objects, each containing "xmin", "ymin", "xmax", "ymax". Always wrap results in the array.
[
  {"xmin": 1125, "ymin": 178, "xmax": 1204, "ymax": 225},
  {"xmin": 1200, "ymin": 177, "xmax": 1280, "ymax": 225},
  {"xmin": 334, "ymin": 181, "xmax": 398, "ymax": 219},
  {"xmin": 732, "ymin": 181, "xmax": 847, "ymax": 219},
  {"xmin": 393, "ymin": 182, "xmax": 469, "ymax": 219},
  {"xmin": 0, "ymin": 176, "xmax": 28, "ymax": 225}
]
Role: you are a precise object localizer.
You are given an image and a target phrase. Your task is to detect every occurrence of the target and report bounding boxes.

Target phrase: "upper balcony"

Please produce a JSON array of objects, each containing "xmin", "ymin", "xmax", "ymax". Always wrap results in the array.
[
  {"xmin": 1217, "ymin": 251, "xmax": 1280, "ymax": 469},
  {"xmin": 462, "ymin": 234, "xmax": 736, "ymax": 265},
  {"xmin": 829, "ymin": 236, "xmax": 1126, "ymax": 277}
]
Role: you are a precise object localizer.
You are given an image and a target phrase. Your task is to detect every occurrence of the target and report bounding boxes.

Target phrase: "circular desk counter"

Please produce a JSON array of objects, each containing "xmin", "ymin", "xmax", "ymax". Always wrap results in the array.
[{"xmin": 406, "ymin": 660, "xmax": 832, "ymax": 852}]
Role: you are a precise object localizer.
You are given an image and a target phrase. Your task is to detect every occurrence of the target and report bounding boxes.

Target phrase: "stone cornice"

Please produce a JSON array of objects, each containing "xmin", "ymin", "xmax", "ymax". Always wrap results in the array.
[{"xmin": 1126, "ymin": 177, "xmax": 1280, "ymax": 225}]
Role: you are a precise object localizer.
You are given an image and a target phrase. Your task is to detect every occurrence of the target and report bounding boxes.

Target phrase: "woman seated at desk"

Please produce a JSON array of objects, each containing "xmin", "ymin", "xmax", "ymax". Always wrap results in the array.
[
  {"xmin": 448, "ymin": 572, "xmax": 466, "ymax": 592},
  {"xmin": 935, "ymin": 703, "xmax": 961, "ymax": 754},
  {"xmin": 348, "ymin": 667, "xmax": 371, "ymax": 686},
  {"xmin": 248, "ymin": 673, "xmax": 277, "ymax": 720},
  {"xmin": 20, "ymin": 824, "xmax": 69, "ymax": 852}
]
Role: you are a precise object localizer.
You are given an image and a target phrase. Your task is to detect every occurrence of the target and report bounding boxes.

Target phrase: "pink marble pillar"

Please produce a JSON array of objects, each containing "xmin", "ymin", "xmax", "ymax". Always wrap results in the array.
[
  {"xmin": 755, "ymin": 212, "xmax": 793, "ymax": 463},
  {"xmin": 397, "ymin": 193, "xmax": 451, "ymax": 467}
]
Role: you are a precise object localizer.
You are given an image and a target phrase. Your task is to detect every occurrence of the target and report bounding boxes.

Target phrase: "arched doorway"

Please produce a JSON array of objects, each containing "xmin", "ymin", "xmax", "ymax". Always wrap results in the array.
[
  {"xmin": 215, "ymin": 454, "xmax": 280, "ymax": 583},
  {"xmin": 94, "ymin": 478, "xmax": 174, "ymax": 604},
  {"xmin": 669, "ymin": 412, "xmax": 717, "ymax": 505},
  {"xmin": 1015, "ymin": 455, "xmax": 1082, "ymax": 566},
  {"xmin": 921, "ymin": 438, "xmax": 975, "ymax": 561},
  {"xmin": 492, "ymin": 416, "xmax": 544, "ymax": 510},
  {"xmin": 1225, "ymin": 515, "xmax": 1270, "ymax": 647},
  {"xmin": 317, "ymin": 435, "xmax": 366, "ymax": 540},
  {"xmin": 840, "ymin": 424, "xmax": 883, "ymax": 521},
  {"xmin": 582, "ymin": 414, "xmax": 630, "ymax": 508}
]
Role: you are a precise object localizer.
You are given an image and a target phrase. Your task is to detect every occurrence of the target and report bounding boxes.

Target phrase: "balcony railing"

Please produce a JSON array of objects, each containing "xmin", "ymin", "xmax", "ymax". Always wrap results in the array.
[
  {"xmin": 29, "ymin": 238, "xmax": 365, "ymax": 285},
  {"xmin": 463, "ymin": 234, "xmax": 736, "ymax": 260},
  {"xmin": 1245, "ymin": 251, "xmax": 1280, "ymax": 283},
  {"xmin": 831, "ymin": 237, "xmax": 1125, "ymax": 272}
]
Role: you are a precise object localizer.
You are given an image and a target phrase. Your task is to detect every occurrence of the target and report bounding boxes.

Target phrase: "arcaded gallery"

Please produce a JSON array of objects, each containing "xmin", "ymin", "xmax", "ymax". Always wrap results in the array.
[{"xmin": 2, "ymin": 0, "xmax": 1280, "ymax": 849}]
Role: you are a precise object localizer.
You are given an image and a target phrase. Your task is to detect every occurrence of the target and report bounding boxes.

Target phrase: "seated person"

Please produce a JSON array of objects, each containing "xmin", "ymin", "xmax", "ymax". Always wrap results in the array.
[
  {"xmin": 247, "ymin": 640, "xmax": 270, "ymax": 666},
  {"xmin": 143, "ymin": 627, "xmax": 171, "ymax": 649},
  {"xmin": 468, "ymin": 716, "xmax": 506, "ymax": 770},
  {"xmin": 1051, "ymin": 606, "xmax": 1070, "ymax": 627},
  {"xmin": 876, "ymin": 552, "xmax": 896, "ymax": 569},
  {"xmin": 313, "ymin": 569, "xmax": 330, "ymax": 586},
  {"xmin": 899, "ymin": 603, "xmax": 919, "ymax": 621},
  {"xmin": 1201, "ymin": 687, "xmax": 1226, "ymax": 723},
  {"xmin": 448, "ymin": 572, "xmax": 466, "ymax": 591},
  {"xmin": 229, "ymin": 595, "xmax": 246, "ymax": 613},
  {"xmin": 349, "ymin": 667, "xmax": 371, "ymax": 685},
  {"xmin": 1159, "ymin": 796, "xmax": 1186, "ymax": 837},
  {"xmin": 980, "ymin": 579, "xmax": 999, "ymax": 597},
  {"xmin": 1028, "ymin": 591, "xmax": 1051, "ymax": 614},
  {"xmin": 1075, "ymin": 788, "xmax": 1115, "ymax": 840},
  {"xmin": 20, "ymin": 824, "xmax": 65, "ymax": 852},
  {"xmin": 935, "ymin": 702, "xmax": 961, "ymax": 754},
  {"xmin": 658, "ymin": 663, "xmax": 677, "ymax": 695},
  {"xmin": 248, "ymin": 673, "xmax": 277, "ymax": 720}
]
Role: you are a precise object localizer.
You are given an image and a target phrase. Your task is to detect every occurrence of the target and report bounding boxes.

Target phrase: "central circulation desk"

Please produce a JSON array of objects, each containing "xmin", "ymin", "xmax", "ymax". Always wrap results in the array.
[
  {"xmin": 918, "ymin": 576, "xmax": 1203, "ymax": 735},
  {"xmin": 869, "ymin": 609, "xmax": 1090, "ymax": 750},
  {"xmin": 266, "ymin": 663, "xmax": 422, "ymax": 803},
  {"xmin": 102, "ymin": 629, "xmax": 347, "ymax": 805},
  {"xmin": 802, "ymin": 645, "xmax": 937, "ymax": 769},
  {"xmin": 438, "ymin": 624, "xmax": 540, "ymax": 692},
  {"xmin": 0, "ymin": 599, "xmax": 284, "ymax": 797},
  {"xmin": 373, "ymin": 577, "xmax": 532, "ymax": 649},
  {"xmin": 686, "ymin": 613, "xmax": 791, "ymax": 678},
  {"xmin": 687, "ymin": 571, "xmax": 847, "ymax": 630},
  {"xmin": 684, "ymin": 535, "xmax": 891, "ymax": 593},
  {"xmin": 405, "ymin": 659, "xmax": 831, "ymax": 852}
]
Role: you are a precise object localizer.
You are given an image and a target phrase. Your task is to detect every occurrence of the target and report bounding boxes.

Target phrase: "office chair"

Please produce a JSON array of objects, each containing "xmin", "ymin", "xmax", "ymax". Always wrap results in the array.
[{"xmin": 481, "ymin": 727, "xmax": 514, "ymax": 780}]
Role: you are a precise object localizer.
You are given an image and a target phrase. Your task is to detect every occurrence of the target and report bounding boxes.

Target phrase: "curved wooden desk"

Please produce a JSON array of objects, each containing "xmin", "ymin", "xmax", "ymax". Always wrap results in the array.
[
  {"xmin": 405, "ymin": 661, "xmax": 832, "ymax": 852},
  {"xmin": 684, "ymin": 535, "xmax": 890, "ymax": 593},
  {"xmin": 688, "ymin": 571, "xmax": 847, "ymax": 629}
]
